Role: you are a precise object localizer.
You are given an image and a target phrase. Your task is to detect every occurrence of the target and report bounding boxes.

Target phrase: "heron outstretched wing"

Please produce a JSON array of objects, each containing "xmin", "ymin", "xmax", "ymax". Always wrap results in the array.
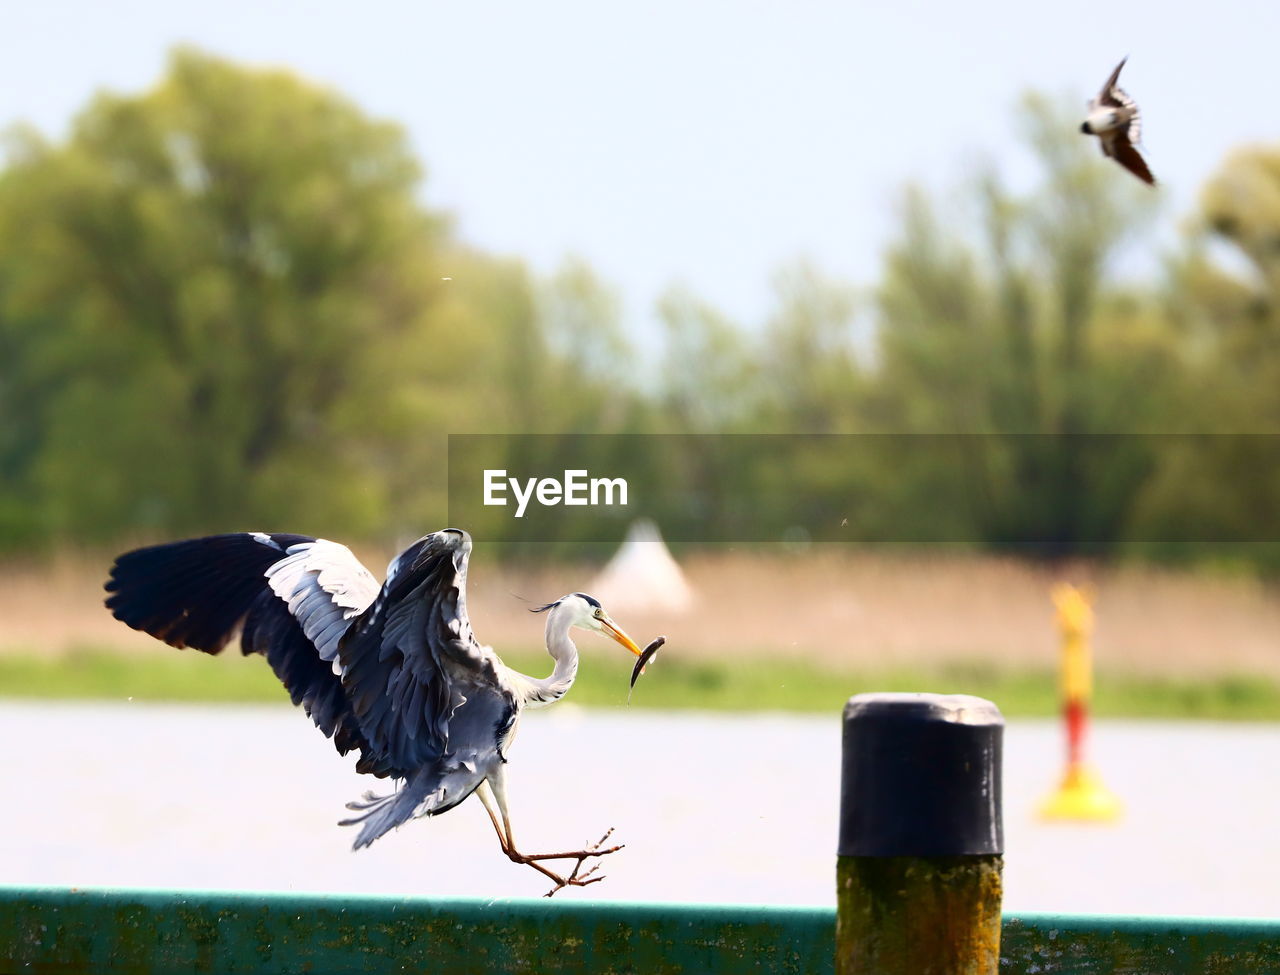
[
  {"xmin": 107, "ymin": 528, "xmax": 629, "ymax": 882},
  {"xmin": 105, "ymin": 532, "xmax": 385, "ymax": 764},
  {"xmin": 337, "ymin": 529, "xmax": 519, "ymax": 778}
]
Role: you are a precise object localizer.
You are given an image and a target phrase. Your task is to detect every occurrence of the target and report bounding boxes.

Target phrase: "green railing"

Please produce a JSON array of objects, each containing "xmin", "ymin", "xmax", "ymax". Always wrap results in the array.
[{"xmin": 4, "ymin": 886, "xmax": 1279, "ymax": 974}]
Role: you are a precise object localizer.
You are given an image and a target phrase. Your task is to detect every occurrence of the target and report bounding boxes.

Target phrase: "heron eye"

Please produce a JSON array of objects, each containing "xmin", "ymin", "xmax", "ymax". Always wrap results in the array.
[{"xmin": 594, "ymin": 608, "xmax": 604, "ymax": 619}]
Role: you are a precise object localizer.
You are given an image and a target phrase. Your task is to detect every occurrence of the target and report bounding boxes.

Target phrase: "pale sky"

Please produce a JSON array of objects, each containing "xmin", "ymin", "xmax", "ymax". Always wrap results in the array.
[{"xmin": 4, "ymin": 1, "xmax": 1277, "ymax": 346}]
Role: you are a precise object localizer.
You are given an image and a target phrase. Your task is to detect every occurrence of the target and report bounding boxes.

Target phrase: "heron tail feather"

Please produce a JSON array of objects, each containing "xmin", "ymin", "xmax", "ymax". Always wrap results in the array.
[{"xmin": 339, "ymin": 765, "xmax": 483, "ymax": 849}]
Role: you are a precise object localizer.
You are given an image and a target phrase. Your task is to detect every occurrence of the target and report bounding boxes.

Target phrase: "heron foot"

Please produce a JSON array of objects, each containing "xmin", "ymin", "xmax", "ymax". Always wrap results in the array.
[
  {"xmin": 503, "ymin": 828, "xmax": 623, "ymax": 897},
  {"xmin": 514, "ymin": 828, "xmax": 623, "ymax": 863}
]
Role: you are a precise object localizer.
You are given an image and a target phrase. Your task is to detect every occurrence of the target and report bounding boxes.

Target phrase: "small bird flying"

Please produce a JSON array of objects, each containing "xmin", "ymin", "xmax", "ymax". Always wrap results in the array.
[
  {"xmin": 1080, "ymin": 57, "xmax": 1155, "ymax": 185},
  {"xmin": 105, "ymin": 528, "xmax": 647, "ymax": 896}
]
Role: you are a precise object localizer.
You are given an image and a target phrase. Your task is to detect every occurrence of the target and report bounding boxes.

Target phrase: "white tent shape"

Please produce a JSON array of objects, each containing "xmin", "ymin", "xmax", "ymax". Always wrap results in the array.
[{"xmin": 590, "ymin": 520, "xmax": 694, "ymax": 614}]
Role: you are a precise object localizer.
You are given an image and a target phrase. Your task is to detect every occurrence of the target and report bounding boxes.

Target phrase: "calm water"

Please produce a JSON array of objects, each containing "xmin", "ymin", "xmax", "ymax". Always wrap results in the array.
[{"xmin": 3, "ymin": 700, "xmax": 1278, "ymax": 916}]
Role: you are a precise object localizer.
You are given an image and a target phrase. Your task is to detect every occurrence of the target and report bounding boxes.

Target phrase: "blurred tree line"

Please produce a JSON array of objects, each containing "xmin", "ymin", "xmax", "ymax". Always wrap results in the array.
[{"xmin": 1, "ymin": 50, "xmax": 1276, "ymax": 566}]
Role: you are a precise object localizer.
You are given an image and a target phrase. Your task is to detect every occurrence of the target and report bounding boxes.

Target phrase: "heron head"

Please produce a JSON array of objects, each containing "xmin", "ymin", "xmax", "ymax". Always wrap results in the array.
[{"xmin": 533, "ymin": 593, "xmax": 643, "ymax": 657}]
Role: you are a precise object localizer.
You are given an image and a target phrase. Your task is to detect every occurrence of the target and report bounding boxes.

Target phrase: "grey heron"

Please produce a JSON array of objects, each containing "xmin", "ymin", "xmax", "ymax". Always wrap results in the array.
[
  {"xmin": 105, "ymin": 528, "xmax": 646, "ymax": 895},
  {"xmin": 1080, "ymin": 57, "xmax": 1156, "ymax": 185}
]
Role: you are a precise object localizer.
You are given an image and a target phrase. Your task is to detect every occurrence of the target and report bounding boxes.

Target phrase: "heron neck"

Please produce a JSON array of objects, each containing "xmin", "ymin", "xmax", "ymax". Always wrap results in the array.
[{"xmin": 522, "ymin": 605, "xmax": 580, "ymax": 709}]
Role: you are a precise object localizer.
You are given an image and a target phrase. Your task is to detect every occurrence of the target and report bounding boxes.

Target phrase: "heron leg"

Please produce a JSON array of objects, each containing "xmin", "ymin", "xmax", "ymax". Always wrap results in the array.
[
  {"xmin": 479, "ymin": 771, "xmax": 623, "ymax": 897},
  {"xmin": 475, "ymin": 780, "xmax": 513, "ymax": 852}
]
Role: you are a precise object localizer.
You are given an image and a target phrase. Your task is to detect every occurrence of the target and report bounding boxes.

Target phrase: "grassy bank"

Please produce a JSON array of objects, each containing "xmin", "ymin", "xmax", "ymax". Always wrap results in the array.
[{"xmin": 2, "ymin": 647, "xmax": 1279, "ymax": 720}]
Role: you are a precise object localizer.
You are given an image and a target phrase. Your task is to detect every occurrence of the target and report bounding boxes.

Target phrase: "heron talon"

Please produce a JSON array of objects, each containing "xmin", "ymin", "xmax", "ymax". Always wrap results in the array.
[
  {"xmin": 509, "ymin": 830, "xmax": 624, "ymax": 864},
  {"xmin": 511, "ymin": 830, "xmax": 622, "ymax": 896},
  {"xmin": 541, "ymin": 866, "xmax": 608, "ymax": 898}
]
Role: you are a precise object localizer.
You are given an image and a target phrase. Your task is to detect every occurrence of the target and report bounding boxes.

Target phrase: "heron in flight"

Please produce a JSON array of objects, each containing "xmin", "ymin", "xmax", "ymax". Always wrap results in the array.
[{"xmin": 105, "ymin": 528, "xmax": 645, "ymax": 895}]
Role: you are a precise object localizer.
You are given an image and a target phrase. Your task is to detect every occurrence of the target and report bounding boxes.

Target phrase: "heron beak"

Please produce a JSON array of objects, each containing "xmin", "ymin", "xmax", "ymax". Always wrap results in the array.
[{"xmin": 602, "ymin": 617, "xmax": 644, "ymax": 657}]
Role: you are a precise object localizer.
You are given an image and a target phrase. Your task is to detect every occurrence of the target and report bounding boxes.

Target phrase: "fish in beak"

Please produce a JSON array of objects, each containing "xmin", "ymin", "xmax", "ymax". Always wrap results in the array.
[{"xmin": 629, "ymin": 636, "xmax": 666, "ymax": 690}]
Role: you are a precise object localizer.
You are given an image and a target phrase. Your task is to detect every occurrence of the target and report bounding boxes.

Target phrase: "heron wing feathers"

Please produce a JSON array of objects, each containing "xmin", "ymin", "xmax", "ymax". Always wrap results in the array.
[
  {"xmin": 265, "ymin": 539, "xmax": 380, "ymax": 666},
  {"xmin": 105, "ymin": 532, "xmax": 392, "ymax": 769},
  {"xmin": 105, "ymin": 532, "xmax": 314, "ymax": 652},
  {"xmin": 106, "ymin": 528, "xmax": 516, "ymax": 791},
  {"xmin": 341, "ymin": 760, "xmax": 489, "ymax": 849},
  {"xmin": 338, "ymin": 529, "xmax": 519, "ymax": 777},
  {"xmin": 240, "ymin": 586, "xmax": 380, "ymax": 762}
]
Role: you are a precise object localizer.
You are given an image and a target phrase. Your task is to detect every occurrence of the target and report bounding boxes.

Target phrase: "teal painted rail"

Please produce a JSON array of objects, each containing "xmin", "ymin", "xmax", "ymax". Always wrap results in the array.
[{"xmin": 3, "ymin": 886, "xmax": 1279, "ymax": 974}]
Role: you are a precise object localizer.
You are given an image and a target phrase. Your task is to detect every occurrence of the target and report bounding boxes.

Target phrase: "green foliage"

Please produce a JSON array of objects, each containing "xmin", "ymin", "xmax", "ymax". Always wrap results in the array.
[
  {"xmin": 758, "ymin": 262, "xmax": 862, "ymax": 432},
  {"xmin": 869, "ymin": 97, "xmax": 1188, "ymax": 558},
  {"xmin": 1132, "ymin": 142, "xmax": 1280, "ymax": 568},
  {"xmin": 0, "ymin": 50, "xmax": 1276, "ymax": 569},
  {"xmin": 0, "ymin": 49, "xmax": 557, "ymax": 549},
  {"xmin": 656, "ymin": 285, "xmax": 763, "ymax": 431},
  {"xmin": 653, "ymin": 261, "xmax": 862, "ymax": 435},
  {"xmin": 537, "ymin": 258, "xmax": 642, "ymax": 432}
]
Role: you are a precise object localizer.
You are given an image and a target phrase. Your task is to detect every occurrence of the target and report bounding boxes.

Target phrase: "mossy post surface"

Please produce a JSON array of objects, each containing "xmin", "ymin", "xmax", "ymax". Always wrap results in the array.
[
  {"xmin": 836, "ymin": 693, "xmax": 1004, "ymax": 975},
  {"xmin": 836, "ymin": 854, "xmax": 1003, "ymax": 974}
]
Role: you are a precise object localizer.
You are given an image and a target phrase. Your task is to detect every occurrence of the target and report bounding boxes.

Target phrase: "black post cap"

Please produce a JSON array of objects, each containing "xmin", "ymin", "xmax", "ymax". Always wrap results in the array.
[{"xmin": 838, "ymin": 692, "xmax": 1003, "ymax": 857}]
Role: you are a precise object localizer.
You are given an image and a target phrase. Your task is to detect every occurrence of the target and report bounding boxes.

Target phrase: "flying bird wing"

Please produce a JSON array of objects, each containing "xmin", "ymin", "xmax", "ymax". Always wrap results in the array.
[
  {"xmin": 337, "ymin": 529, "xmax": 519, "ymax": 780},
  {"xmin": 1105, "ymin": 77, "xmax": 1143, "ymax": 146},
  {"xmin": 105, "ymin": 532, "xmax": 384, "ymax": 763},
  {"xmin": 1109, "ymin": 135, "xmax": 1156, "ymax": 185},
  {"xmin": 1095, "ymin": 57, "xmax": 1128, "ymax": 107}
]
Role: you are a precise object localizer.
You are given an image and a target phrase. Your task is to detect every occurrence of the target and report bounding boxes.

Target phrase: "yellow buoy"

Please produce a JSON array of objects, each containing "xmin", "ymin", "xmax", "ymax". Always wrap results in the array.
[{"xmin": 1038, "ymin": 584, "xmax": 1122, "ymax": 823}]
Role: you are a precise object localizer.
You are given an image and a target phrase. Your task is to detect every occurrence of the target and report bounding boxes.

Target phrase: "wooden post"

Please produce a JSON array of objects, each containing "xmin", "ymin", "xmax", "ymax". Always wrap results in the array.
[{"xmin": 836, "ymin": 693, "xmax": 1004, "ymax": 975}]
